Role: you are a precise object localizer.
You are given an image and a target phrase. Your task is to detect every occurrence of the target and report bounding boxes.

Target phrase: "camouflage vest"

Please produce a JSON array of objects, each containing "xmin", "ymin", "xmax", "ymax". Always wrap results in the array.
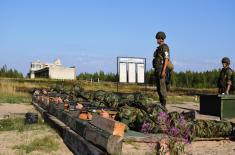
[
  {"xmin": 152, "ymin": 44, "xmax": 170, "ymax": 72},
  {"xmin": 218, "ymin": 67, "xmax": 234, "ymax": 92}
]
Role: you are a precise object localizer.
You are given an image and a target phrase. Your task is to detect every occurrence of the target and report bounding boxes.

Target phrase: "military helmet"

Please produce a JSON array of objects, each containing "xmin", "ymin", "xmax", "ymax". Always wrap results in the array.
[
  {"xmin": 155, "ymin": 31, "xmax": 166, "ymax": 40},
  {"xmin": 222, "ymin": 57, "xmax": 230, "ymax": 65}
]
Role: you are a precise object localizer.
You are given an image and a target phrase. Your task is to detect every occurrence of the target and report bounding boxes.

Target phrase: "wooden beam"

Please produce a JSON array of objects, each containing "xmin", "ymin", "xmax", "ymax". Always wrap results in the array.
[
  {"xmin": 32, "ymin": 102, "xmax": 106, "ymax": 155},
  {"xmin": 90, "ymin": 115, "xmax": 126, "ymax": 137},
  {"xmin": 83, "ymin": 125, "xmax": 123, "ymax": 154}
]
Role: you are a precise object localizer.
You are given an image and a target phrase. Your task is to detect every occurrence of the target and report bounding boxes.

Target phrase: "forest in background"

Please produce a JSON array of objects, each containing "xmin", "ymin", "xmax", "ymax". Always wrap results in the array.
[
  {"xmin": 0, "ymin": 65, "xmax": 24, "ymax": 78},
  {"xmin": 0, "ymin": 65, "xmax": 231, "ymax": 89},
  {"xmin": 78, "ymin": 70, "xmax": 223, "ymax": 89}
]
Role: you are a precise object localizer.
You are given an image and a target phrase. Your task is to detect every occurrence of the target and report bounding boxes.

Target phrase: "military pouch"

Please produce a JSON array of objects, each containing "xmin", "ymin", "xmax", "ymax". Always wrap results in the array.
[{"xmin": 167, "ymin": 60, "xmax": 174, "ymax": 71}]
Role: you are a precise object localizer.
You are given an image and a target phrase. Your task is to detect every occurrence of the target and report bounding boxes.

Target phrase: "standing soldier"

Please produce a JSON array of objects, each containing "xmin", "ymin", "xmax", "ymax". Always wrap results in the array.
[
  {"xmin": 218, "ymin": 57, "xmax": 234, "ymax": 95},
  {"xmin": 152, "ymin": 31, "xmax": 170, "ymax": 107}
]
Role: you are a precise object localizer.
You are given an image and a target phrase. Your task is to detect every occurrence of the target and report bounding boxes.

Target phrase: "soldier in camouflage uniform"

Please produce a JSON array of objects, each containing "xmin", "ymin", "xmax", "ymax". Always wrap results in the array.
[
  {"xmin": 152, "ymin": 32, "xmax": 170, "ymax": 107},
  {"xmin": 218, "ymin": 57, "xmax": 234, "ymax": 95}
]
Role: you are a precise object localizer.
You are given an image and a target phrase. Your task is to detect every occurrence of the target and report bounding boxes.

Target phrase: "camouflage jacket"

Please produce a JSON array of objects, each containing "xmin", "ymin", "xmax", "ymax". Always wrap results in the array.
[
  {"xmin": 152, "ymin": 43, "xmax": 170, "ymax": 73},
  {"xmin": 218, "ymin": 67, "xmax": 234, "ymax": 93}
]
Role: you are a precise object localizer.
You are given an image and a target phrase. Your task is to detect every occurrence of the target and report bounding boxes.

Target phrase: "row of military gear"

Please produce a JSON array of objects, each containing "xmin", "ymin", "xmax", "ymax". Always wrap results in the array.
[{"xmin": 48, "ymin": 84, "xmax": 235, "ymax": 138}]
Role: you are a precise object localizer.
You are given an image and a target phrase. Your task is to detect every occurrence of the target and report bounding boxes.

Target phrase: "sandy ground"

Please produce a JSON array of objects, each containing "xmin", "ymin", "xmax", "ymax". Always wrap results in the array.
[
  {"xmin": 0, "ymin": 103, "xmax": 36, "ymax": 119},
  {"xmin": 0, "ymin": 103, "xmax": 73, "ymax": 155},
  {"xmin": 166, "ymin": 102, "xmax": 199, "ymax": 113},
  {"xmin": 185, "ymin": 140, "xmax": 235, "ymax": 155},
  {"xmin": 0, "ymin": 129, "xmax": 73, "ymax": 155}
]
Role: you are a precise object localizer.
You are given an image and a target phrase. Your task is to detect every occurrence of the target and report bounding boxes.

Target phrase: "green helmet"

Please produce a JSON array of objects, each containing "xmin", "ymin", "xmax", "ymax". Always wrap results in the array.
[
  {"xmin": 222, "ymin": 57, "xmax": 230, "ymax": 65},
  {"xmin": 155, "ymin": 31, "xmax": 166, "ymax": 40}
]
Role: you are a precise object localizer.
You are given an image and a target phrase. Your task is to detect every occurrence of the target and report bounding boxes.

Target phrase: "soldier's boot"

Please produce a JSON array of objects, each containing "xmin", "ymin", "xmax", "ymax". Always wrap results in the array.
[
  {"xmin": 160, "ymin": 99, "xmax": 167, "ymax": 112},
  {"xmin": 161, "ymin": 99, "xmax": 166, "ymax": 107}
]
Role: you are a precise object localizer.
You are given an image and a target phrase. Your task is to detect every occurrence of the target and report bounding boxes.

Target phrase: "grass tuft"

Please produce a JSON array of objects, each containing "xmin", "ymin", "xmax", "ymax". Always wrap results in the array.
[
  {"xmin": 13, "ymin": 136, "xmax": 59, "ymax": 153},
  {"xmin": 0, "ymin": 117, "xmax": 46, "ymax": 132},
  {"xmin": 0, "ymin": 80, "xmax": 31, "ymax": 103}
]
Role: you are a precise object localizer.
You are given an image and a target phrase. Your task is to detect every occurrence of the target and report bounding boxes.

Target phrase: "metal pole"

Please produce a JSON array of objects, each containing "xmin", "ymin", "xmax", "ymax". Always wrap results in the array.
[
  {"xmin": 117, "ymin": 57, "xmax": 119, "ymax": 93},
  {"xmin": 144, "ymin": 58, "xmax": 147, "ymax": 94}
]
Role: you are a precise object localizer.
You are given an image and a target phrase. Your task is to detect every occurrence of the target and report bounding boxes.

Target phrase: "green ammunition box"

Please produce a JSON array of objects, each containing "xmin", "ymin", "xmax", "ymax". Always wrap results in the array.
[{"xmin": 200, "ymin": 94, "xmax": 235, "ymax": 120}]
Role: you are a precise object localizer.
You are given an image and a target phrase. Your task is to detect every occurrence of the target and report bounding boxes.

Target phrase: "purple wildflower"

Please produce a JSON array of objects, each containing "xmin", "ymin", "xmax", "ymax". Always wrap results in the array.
[
  {"xmin": 168, "ymin": 127, "xmax": 180, "ymax": 136},
  {"xmin": 158, "ymin": 111, "xmax": 169, "ymax": 122},
  {"xmin": 140, "ymin": 122, "xmax": 152, "ymax": 133}
]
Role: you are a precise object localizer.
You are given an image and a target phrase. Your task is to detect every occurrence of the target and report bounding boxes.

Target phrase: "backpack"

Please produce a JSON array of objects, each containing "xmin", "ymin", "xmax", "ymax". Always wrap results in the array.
[{"xmin": 25, "ymin": 112, "xmax": 38, "ymax": 124}]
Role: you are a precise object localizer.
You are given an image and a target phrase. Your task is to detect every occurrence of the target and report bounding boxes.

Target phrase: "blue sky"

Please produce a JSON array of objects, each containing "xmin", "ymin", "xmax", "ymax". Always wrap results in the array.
[{"xmin": 0, "ymin": 0, "xmax": 235, "ymax": 75}]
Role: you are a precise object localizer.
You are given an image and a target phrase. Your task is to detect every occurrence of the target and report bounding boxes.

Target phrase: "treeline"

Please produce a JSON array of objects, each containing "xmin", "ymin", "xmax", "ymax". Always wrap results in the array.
[
  {"xmin": 146, "ymin": 69, "xmax": 221, "ymax": 88},
  {"xmin": 78, "ymin": 69, "xmax": 223, "ymax": 88},
  {"xmin": 0, "ymin": 65, "xmax": 24, "ymax": 78},
  {"xmin": 77, "ymin": 71, "xmax": 117, "ymax": 82}
]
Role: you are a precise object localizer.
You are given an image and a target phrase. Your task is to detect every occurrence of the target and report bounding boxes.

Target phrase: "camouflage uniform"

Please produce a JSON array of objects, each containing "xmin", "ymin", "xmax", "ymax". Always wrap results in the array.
[
  {"xmin": 218, "ymin": 67, "xmax": 234, "ymax": 94},
  {"xmin": 153, "ymin": 43, "xmax": 170, "ymax": 107}
]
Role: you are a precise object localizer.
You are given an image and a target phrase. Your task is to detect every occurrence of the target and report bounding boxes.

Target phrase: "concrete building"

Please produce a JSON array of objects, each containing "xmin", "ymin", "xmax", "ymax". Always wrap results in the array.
[{"xmin": 28, "ymin": 59, "xmax": 76, "ymax": 80}]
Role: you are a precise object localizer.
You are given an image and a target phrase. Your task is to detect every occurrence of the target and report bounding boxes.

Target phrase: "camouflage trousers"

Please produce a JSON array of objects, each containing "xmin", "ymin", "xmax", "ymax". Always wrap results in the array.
[{"xmin": 156, "ymin": 73, "xmax": 167, "ymax": 107}]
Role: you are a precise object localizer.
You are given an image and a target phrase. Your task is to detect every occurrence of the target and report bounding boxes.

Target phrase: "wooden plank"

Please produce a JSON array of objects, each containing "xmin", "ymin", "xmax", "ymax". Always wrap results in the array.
[
  {"xmin": 91, "ymin": 115, "xmax": 126, "ymax": 137},
  {"xmin": 121, "ymin": 141, "xmax": 159, "ymax": 155},
  {"xmin": 194, "ymin": 137, "xmax": 230, "ymax": 141},
  {"xmin": 123, "ymin": 130, "xmax": 166, "ymax": 143}
]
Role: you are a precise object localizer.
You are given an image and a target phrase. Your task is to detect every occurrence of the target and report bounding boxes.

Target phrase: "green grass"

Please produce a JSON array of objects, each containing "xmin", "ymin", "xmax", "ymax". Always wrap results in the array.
[
  {"xmin": 0, "ymin": 117, "xmax": 47, "ymax": 132},
  {"xmin": 0, "ymin": 79, "xmax": 32, "ymax": 103},
  {"xmin": 13, "ymin": 136, "xmax": 59, "ymax": 154},
  {"xmin": 0, "ymin": 94, "xmax": 31, "ymax": 103}
]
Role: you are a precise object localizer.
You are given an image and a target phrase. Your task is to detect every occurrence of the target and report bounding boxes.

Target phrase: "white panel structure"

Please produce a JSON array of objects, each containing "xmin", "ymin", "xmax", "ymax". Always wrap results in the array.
[
  {"xmin": 128, "ymin": 63, "xmax": 136, "ymax": 83},
  {"xmin": 119, "ymin": 58, "xmax": 145, "ymax": 63},
  {"xmin": 137, "ymin": 63, "xmax": 145, "ymax": 83},
  {"xmin": 119, "ymin": 63, "xmax": 127, "ymax": 83},
  {"xmin": 117, "ymin": 57, "xmax": 146, "ymax": 84}
]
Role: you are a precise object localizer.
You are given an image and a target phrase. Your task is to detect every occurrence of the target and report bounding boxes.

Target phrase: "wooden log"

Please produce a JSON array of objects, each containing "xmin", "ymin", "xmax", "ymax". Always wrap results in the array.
[
  {"xmin": 32, "ymin": 102, "xmax": 106, "ymax": 155},
  {"xmin": 83, "ymin": 125, "xmax": 123, "ymax": 155},
  {"xmin": 91, "ymin": 115, "xmax": 126, "ymax": 137},
  {"xmin": 69, "ymin": 117, "xmax": 88, "ymax": 136},
  {"xmin": 33, "ymin": 101, "xmax": 170, "ymax": 155},
  {"xmin": 64, "ymin": 128, "xmax": 106, "ymax": 155},
  {"xmin": 55, "ymin": 109, "xmax": 124, "ymax": 154}
]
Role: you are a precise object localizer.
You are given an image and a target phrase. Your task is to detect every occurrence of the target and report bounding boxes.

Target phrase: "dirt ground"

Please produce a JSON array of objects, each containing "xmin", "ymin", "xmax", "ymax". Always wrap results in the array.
[
  {"xmin": 166, "ymin": 102, "xmax": 199, "ymax": 113},
  {"xmin": 0, "ymin": 103, "xmax": 73, "ymax": 155},
  {"xmin": 0, "ymin": 103, "xmax": 36, "ymax": 119},
  {"xmin": 1, "ymin": 103, "xmax": 235, "ymax": 155}
]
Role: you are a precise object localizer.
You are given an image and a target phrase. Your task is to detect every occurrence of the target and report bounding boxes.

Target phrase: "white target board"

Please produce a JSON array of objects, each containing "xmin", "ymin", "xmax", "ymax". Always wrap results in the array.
[
  {"xmin": 128, "ymin": 63, "xmax": 136, "ymax": 83},
  {"xmin": 137, "ymin": 63, "xmax": 145, "ymax": 83},
  {"xmin": 117, "ymin": 57, "xmax": 146, "ymax": 84},
  {"xmin": 119, "ymin": 63, "xmax": 127, "ymax": 83}
]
